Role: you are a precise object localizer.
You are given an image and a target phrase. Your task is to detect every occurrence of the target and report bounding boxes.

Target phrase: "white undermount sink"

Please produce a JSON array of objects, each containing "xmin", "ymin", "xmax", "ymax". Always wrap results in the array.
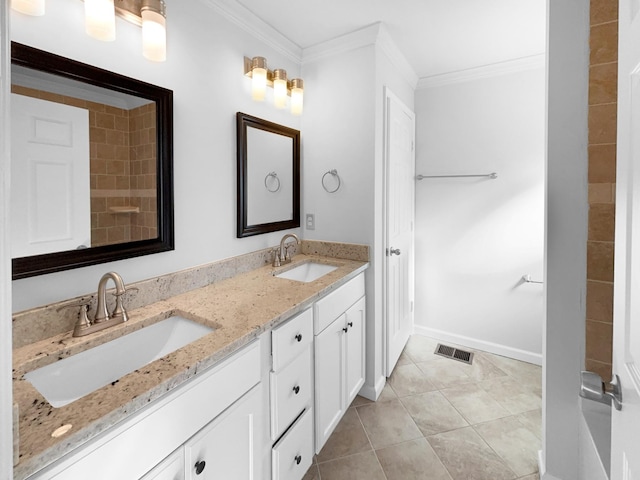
[
  {"xmin": 24, "ymin": 316, "xmax": 213, "ymax": 408},
  {"xmin": 275, "ymin": 262, "xmax": 338, "ymax": 283}
]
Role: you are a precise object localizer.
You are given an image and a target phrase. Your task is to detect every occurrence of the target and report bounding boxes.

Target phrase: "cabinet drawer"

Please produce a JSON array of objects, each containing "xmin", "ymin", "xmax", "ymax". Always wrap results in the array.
[
  {"xmin": 272, "ymin": 308, "xmax": 313, "ymax": 371},
  {"xmin": 141, "ymin": 448, "xmax": 184, "ymax": 480},
  {"xmin": 270, "ymin": 345, "xmax": 312, "ymax": 440},
  {"xmin": 272, "ymin": 409, "xmax": 314, "ymax": 480},
  {"xmin": 314, "ymin": 273, "xmax": 365, "ymax": 334}
]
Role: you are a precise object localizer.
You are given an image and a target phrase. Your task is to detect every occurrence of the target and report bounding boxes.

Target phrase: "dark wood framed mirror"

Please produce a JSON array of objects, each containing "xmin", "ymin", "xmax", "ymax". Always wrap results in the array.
[
  {"xmin": 236, "ymin": 112, "xmax": 300, "ymax": 237},
  {"xmin": 10, "ymin": 42, "xmax": 174, "ymax": 279}
]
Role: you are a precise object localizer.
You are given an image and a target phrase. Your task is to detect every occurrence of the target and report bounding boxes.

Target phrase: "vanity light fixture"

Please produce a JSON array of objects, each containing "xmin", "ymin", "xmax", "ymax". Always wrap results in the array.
[
  {"xmin": 141, "ymin": 0, "xmax": 167, "ymax": 62},
  {"xmin": 273, "ymin": 69, "xmax": 288, "ymax": 109},
  {"xmin": 11, "ymin": 0, "xmax": 167, "ymax": 62},
  {"xmin": 250, "ymin": 56, "xmax": 268, "ymax": 101},
  {"xmin": 85, "ymin": 0, "xmax": 116, "ymax": 42},
  {"xmin": 290, "ymin": 78, "xmax": 304, "ymax": 116},
  {"xmin": 244, "ymin": 56, "xmax": 304, "ymax": 115},
  {"xmin": 10, "ymin": 0, "xmax": 45, "ymax": 16}
]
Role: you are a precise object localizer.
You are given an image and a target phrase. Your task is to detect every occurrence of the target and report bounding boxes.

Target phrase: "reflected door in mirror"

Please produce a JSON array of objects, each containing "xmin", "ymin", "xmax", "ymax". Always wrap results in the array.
[{"xmin": 11, "ymin": 94, "xmax": 91, "ymax": 257}]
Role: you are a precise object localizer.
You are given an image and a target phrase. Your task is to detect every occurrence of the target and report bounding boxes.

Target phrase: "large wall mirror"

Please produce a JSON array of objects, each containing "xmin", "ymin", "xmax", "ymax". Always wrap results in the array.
[
  {"xmin": 10, "ymin": 42, "xmax": 174, "ymax": 279},
  {"xmin": 236, "ymin": 112, "xmax": 300, "ymax": 237}
]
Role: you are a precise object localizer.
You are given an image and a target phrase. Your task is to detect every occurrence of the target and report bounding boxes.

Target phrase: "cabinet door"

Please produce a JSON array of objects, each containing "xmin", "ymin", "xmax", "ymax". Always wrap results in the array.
[
  {"xmin": 185, "ymin": 384, "xmax": 263, "ymax": 480},
  {"xmin": 314, "ymin": 316, "xmax": 345, "ymax": 453},
  {"xmin": 345, "ymin": 297, "xmax": 366, "ymax": 405}
]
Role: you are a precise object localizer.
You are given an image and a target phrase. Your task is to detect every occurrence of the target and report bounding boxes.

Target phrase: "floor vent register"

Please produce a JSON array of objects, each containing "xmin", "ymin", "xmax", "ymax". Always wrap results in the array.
[{"xmin": 434, "ymin": 343, "xmax": 474, "ymax": 365}]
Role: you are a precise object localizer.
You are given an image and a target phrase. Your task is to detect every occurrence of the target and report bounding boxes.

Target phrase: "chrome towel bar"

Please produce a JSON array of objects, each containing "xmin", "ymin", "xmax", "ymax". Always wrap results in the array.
[{"xmin": 416, "ymin": 172, "xmax": 498, "ymax": 180}]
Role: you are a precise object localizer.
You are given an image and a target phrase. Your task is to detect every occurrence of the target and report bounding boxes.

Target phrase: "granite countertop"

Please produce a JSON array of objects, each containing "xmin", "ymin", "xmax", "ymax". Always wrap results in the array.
[{"xmin": 12, "ymin": 253, "xmax": 368, "ymax": 479}]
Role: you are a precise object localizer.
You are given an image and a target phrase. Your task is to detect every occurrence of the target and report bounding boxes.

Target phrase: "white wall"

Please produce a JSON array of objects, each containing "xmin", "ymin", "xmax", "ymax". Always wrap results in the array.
[
  {"xmin": 413, "ymin": 66, "xmax": 545, "ymax": 364},
  {"xmin": 10, "ymin": 0, "xmax": 303, "ymax": 311}
]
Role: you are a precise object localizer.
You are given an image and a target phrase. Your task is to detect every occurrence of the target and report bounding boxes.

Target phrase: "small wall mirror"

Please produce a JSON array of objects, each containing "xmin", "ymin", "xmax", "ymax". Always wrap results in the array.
[
  {"xmin": 10, "ymin": 42, "xmax": 174, "ymax": 279},
  {"xmin": 236, "ymin": 112, "xmax": 300, "ymax": 237}
]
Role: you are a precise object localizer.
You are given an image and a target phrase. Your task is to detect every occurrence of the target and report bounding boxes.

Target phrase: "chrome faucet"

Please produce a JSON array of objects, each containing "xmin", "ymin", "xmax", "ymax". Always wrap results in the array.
[
  {"xmin": 274, "ymin": 233, "xmax": 301, "ymax": 267},
  {"xmin": 58, "ymin": 271, "xmax": 136, "ymax": 337}
]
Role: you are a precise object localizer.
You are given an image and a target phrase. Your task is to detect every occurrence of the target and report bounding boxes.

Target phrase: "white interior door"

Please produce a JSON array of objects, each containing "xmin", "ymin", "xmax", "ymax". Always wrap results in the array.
[
  {"xmin": 384, "ymin": 87, "xmax": 415, "ymax": 376},
  {"xmin": 612, "ymin": 1, "xmax": 640, "ymax": 476},
  {"xmin": 10, "ymin": 93, "xmax": 90, "ymax": 257}
]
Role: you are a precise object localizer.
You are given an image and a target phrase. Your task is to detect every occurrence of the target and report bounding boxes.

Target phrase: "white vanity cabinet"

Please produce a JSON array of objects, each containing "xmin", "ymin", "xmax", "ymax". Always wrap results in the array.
[
  {"xmin": 29, "ymin": 340, "xmax": 265, "ymax": 480},
  {"xmin": 270, "ymin": 308, "xmax": 314, "ymax": 480},
  {"xmin": 313, "ymin": 274, "xmax": 365, "ymax": 453},
  {"xmin": 22, "ymin": 268, "xmax": 369, "ymax": 480}
]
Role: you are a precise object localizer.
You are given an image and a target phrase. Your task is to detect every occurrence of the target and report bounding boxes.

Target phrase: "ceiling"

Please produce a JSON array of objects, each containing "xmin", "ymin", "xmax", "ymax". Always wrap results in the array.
[{"xmin": 233, "ymin": 0, "xmax": 547, "ymax": 79}]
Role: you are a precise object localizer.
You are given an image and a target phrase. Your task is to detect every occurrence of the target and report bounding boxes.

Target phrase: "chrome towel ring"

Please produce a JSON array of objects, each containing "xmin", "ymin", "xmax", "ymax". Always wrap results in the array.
[
  {"xmin": 264, "ymin": 172, "xmax": 281, "ymax": 193},
  {"xmin": 322, "ymin": 169, "xmax": 341, "ymax": 193}
]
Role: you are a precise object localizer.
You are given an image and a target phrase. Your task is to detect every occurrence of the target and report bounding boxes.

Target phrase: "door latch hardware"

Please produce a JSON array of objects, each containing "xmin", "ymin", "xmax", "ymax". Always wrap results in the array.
[{"xmin": 580, "ymin": 371, "xmax": 622, "ymax": 411}]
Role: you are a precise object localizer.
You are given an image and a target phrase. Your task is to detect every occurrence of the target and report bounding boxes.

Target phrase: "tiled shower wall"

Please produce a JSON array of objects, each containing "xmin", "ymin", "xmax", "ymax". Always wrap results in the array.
[
  {"xmin": 90, "ymin": 102, "xmax": 134, "ymax": 246},
  {"xmin": 10, "ymin": 87, "xmax": 157, "ymax": 247},
  {"xmin": 586, "ymin": 0, "xmax": 617, "ymax": 380},
  {"xmin": 128, "ymin": 103, "xmax": 158, "ymax": 242},
  {"xmin": 91, "ymin": 102, "xmax": 157, "ymax": 246}
]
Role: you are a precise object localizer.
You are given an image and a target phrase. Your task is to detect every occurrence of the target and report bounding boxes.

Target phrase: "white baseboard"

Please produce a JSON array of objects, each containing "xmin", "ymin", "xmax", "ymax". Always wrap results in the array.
[
  {"xmin": 538, "ymin": 450, "xmax": 546, "ymax": 477},
  {"xmin": 538, "ymin": 450, "xmax": 565, "ymax": 480},
  {"xmin": 413, "ymin": 325, "xmax": 542, "ymax": 366},
  {"xmin": 358, "ymin": 375, "xmax": 386, "ymax": 401}
]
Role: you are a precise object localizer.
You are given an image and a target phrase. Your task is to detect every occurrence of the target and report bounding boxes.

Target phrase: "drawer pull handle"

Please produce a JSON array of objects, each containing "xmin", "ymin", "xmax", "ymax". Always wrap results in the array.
[
  {"xmin": 194, "ymin": 460, "xmax": 206, "ymax": 475},
  {"xmin": 343, "ymin": 327, "xmax": 348, "ymax": 332},
  {"xmin": 295, "ymin": 333, "xmax": 303, "ymax": 342},
  {"xmin": 293, "ymin": 385, "xmax": 300, "ymax": 394},
  {"xmin": 295, "ymin": 455, "xmax": 302, "ymax": 465},
  {"xmin": 348, "ymin": 322, "xmax": 353, "ymax": 328}
]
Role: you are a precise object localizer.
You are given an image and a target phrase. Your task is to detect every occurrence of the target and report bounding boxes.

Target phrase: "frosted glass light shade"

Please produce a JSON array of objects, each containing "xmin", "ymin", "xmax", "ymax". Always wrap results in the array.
[
  {"xmin": 252, "ymin": 67, "xmax": 267, "ymax": 102},
  {"xmin": 142, "ymin": 7, "xmax": 166, "ymax": 62},
  {"xmin": 85, "ymin": 0, "xmax": 116, "ymax": 42},
  {"xmin": 290, "ymin": 79, "xmax": 304, "ymax": 116},
  {"xmin": 273, "ymin": 69, "xmax": 288, "ymax": 109},
  {"xmin": 11, "ymin": 0, "xmax": 45, "ymax": 16}
]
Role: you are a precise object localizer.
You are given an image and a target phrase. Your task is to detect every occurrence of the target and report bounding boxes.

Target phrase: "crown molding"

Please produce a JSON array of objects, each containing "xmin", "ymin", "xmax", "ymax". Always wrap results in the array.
[
  {"xmin": 302, "ymin": 22, "xmax": 418, "ymax": 89},
  {"xmin": 375, "ymin": 24, "xmax": 419, "ymax": 89},
  {"xmin": 302, "ymin": 23, "xmax": 381, "ymax": 64},
  {"xmin": 203, "ymin": 0, "xmax": 303, "ymax": 64},
  {"xmin": 202, "ymin": 2, "xmax": 418, "ymax": 88},
  {"xmin": 417, "ymin": 53, "xmax": 545, "ymax": 89}
]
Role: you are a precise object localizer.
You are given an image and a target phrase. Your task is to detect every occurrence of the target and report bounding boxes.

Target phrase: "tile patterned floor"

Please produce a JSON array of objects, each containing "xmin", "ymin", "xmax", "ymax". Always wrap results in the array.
[{"xmin": 303, "ymin": 335, "xmax": 542, "ymax": 480}]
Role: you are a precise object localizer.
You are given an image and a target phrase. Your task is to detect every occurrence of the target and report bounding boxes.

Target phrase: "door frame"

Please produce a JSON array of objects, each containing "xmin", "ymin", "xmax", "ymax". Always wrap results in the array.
[
  {"xmin": 381, "ymin": 86, "xmax": 415, "ymax": 378},
  {"xmin": 541, "ymin": 1, "xmax": 590, "ymax": 479},
  {"xmin": 0, "ymin": 0, "xmax": 13, "ymax": 477}
]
